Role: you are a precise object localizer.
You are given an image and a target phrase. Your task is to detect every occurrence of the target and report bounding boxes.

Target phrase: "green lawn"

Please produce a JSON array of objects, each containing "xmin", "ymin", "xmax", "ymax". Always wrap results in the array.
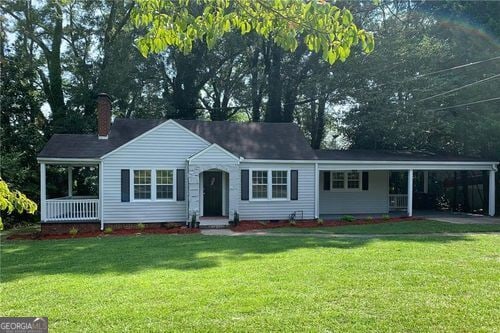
[
  {"xmin": 1, "ymin": 234, "xmax": 499, "ymax": 332},
  {"xmin": 267, "ymin": 219, "xmax": 500, "ymax": 234}
]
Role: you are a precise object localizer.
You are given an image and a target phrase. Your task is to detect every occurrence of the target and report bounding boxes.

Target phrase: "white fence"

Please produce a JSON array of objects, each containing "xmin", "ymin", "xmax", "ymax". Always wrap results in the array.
[
  {"xmin": 46, "ymin": 198, "xmax": 99, "ymax": 221},
  {"xmin": 389, "ymin": 194, "xmax": 408, "ymax": 211}
]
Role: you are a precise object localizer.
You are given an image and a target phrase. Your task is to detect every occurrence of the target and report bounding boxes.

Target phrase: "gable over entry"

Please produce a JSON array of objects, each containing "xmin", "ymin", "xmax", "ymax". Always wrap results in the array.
[{"xmin": 187, "ymin": 144, "xmax": 241, "ymax": 222}]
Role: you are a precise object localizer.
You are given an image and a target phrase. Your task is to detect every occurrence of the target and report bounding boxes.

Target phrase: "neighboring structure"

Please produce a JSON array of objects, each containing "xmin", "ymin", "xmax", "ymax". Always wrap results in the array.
[{"xmin": 37, "ymin": 94, "xmax": 498, "ymax": 229}]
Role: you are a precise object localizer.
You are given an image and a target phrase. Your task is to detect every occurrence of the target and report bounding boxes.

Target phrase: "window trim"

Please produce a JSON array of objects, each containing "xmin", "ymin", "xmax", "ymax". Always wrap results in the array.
[
  {"xmin": 130, "ymin": 168, "xmax": 177, "ymax": 202},
  {"xmin": 132, "ymin": 169, "xmax": 152, "ymax": 201},
  {"xmin": 325, "ymin": 171, "xmax": 363, "ymax": 192},
  {"xmin": 155, "ymin": 169, "xmax": 176, "ymax": 202},
  {"xmin": 249, "ymin": 168, "xmax": 290, "ymax": 201}
]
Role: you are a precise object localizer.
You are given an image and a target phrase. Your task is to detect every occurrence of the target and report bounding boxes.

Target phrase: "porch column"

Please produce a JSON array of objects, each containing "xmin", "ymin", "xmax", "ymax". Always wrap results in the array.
[
  {"xmin": 67, "ymin": 166, "xmax": 73, "ymax": 197},
  {"xmin": 423, "ymin": 171, "xmax": 429, "ymax": 194},
  {"xmin": 489, "ymin": 170, "xmax": 496, "ymax": 216},
  {"xmin": 40, "ymin": 163, "xmax": 46, "ymax": 222},
  {"xmin": 407, "ymin": 169, "xmax": 413, "ymax": 217}
]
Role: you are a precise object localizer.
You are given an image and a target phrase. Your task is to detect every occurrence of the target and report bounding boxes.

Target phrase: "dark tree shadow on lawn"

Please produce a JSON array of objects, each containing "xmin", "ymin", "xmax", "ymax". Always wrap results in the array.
[{"xmin": 0, "ymin": 234, "xmax": 475, "ymax": 282}]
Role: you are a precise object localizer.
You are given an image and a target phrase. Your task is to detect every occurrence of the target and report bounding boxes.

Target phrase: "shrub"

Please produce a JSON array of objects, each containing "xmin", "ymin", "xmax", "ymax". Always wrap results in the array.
[
  {"xmin": 137, "ymin": 223, "xmax": 145, "ymax": 231},
  {"xmin": 69, "ymin": 227, "xmax": 78, "ymax": 238},
  {"xmin": 104, "ymin": 226, "xmax": 113, "ymax": 234},
  {"xmin": 382, "ymin": 214, "xmax": 391, "ymax": 221},
  {"xmin": 341, "ymin": 215, "xmax": 356, "ymax": 222},
  {"xmin": 366, "ymin": 216, "xmax": 374, "ymax": 221},
  {"xmin": 317, "ymin": 218, "xmax": 324, "ymax": 225}
]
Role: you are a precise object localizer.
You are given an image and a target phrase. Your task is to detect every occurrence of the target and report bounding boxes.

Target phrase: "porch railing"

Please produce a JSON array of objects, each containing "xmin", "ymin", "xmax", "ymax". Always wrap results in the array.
[
  {"xmin": 389, "ymin": 194, "xmax": 408, "ymax": 211},
  {"xmin": 46, "ymin": 197, "xmax": 99, "ymax": 221}
]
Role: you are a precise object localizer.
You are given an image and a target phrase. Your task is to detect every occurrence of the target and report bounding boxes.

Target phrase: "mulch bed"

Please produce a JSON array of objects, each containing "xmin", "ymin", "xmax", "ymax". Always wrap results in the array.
[
  {"xmin": 230, "ymin": 216, "xmax": 419, "ymax": 232},
  {"xmin": 7, "ymin": 226, "xmax": 200, "ymax": 241}
]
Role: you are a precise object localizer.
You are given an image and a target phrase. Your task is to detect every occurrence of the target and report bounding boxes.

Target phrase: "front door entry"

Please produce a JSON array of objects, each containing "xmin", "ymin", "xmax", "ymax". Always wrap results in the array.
[{"xmin": 203, "ymin": 171, "xmax": 223, "ymax": 216}]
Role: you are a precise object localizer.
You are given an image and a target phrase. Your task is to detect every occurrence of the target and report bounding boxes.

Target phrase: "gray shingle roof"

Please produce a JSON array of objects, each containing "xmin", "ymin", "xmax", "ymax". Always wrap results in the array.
[
  {"xmin": 176, "ymin": 120, "xmax": 317, "ymax": 160},
  {"xmin": 38, "ymin": 119, "xmax": 317, "ymax": 160},
  {"xmin": 315, "ymin": 149, "xmax": 493, "ymax": 162},
  {"xmin": 37, "ymin": 119, "xmax": 163, "ymax": 159},
  {"xmin": 38, "ymin": 118, "xmax": 493, "ymax": 162}
]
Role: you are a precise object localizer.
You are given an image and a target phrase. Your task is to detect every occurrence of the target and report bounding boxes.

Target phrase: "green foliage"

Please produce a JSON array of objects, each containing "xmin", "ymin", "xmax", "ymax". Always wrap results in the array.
[
  {"xmin": 0, "ymin": 179, "xmax": 38, "ymax": 229},
  {"xmin": 382, "ymin": 215, "xmax": 391, "ymax": 221},
  {"xmin": 137, "ymin": 223, "xmax": 145, "ymax": 231},
  {"xmin": 341, "ymin": 215, "xmax": 356, "ymax": 222},
  {"xmin": 104, "ymin": 227, "xmax": 113, "ymax": 234},
  {"xmin": 317, "ymin": 218, "xmax": 324, "ymax": 225},
  {"xmin": 132, "ymin": 0, "xmax": 374, "ymax": 64},
  {"xmin": 69, "ymin": 227, "xmax": 79, "ymax": 238}
]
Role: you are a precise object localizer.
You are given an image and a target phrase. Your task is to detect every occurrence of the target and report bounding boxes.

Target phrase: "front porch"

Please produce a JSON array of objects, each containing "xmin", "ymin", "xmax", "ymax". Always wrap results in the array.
[{"xmin": 39, "ymin": 160, "xmax": 101, "ymax": 223}]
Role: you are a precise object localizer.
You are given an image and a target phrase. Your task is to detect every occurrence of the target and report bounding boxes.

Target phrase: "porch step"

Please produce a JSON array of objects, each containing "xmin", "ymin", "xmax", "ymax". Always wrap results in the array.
[{"xmin": 199, "ymin": 224, "xmax": 229, "ymax": 229}]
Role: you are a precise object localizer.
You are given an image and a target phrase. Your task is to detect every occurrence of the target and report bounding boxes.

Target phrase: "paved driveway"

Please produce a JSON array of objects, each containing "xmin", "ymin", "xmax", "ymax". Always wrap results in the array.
[{"xmin": 415, "ymin": 212, "xmax": 500, "ymax": 225}]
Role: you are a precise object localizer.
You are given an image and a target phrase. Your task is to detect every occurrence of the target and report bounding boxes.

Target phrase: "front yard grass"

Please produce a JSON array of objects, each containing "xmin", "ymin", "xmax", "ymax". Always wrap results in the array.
[
  {"xmin": 1, "ymin": 233, "xmax": 499, "ymax": 332},
  {"xmin": 267, "ymin": 219, "xmax": 500, "ymax": 234}
]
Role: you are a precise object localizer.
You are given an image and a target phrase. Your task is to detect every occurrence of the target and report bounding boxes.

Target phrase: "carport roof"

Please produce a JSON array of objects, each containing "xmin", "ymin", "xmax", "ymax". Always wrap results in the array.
[{"xmin": 315, "ymin": 149, "xmax": 495, "ymax": 162}]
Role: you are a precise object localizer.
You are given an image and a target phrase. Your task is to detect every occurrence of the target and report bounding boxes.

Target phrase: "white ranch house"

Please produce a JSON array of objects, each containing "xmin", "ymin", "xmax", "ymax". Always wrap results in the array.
[{"xmin": 37, "ymin": 94, "xmax": 498, "ymax": 229}]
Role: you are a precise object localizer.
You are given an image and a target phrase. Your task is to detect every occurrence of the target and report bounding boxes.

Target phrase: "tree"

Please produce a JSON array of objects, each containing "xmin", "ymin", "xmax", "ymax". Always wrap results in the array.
[
  {"xmin": 132, "ymin": 0, "xmax": 374, "ymax": 63},
  {"xmin": 0, "ymin": 179, "xmax": 37, "ymax": 230}
]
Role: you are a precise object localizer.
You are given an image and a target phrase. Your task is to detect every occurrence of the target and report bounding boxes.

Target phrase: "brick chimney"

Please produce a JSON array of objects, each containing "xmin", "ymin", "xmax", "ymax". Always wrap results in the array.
[{"xmin": 97, "ymin": 93, "xmax": 112, "ymax": 139}]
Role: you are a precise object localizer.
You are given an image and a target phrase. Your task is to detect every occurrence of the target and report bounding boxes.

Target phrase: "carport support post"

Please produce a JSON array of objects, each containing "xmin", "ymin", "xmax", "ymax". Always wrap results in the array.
[
  {"xmin": 67, "ymin": 166, "xmax": 73, "ymax": 197},
  {"xmin": 407, "ymin": 169, "xmax": 413, "ymax": 217},
  {"xmin": 489, "ymin": 170, "xmax": 496, "ymax": 216},
  {"xmin": 40, "ymin": 163, "xmax": 46, "ymax": 222}
]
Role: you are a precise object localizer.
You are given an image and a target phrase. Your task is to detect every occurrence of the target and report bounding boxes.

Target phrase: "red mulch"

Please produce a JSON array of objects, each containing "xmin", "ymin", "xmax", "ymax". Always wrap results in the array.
[
  {"xmin": 230, "ymin": 216, "xmax": 419, "ymax": 232},
  {"xmin": 6, "ymin": 226, "xmax": 200, "ymax": 241}
]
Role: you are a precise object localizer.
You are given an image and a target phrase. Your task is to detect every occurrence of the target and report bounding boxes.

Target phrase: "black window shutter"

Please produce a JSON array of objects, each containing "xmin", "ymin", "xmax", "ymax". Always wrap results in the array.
[
  {"xmin": 362, "ymin": 172, "xmax": 369, "ymax": 191},
  {"xmin": 121, "ymin": 169, "xmax": 130, "ymax": 202},
  {"xmin": 323, "ymin": 171, "xmax": 331, "ymax": 191},
  {"xmin": 176, "ymin": 169, "xmax": 185, "ymax": 201},
  {"xmin": 291, "ymin": 170, "xmax": 298, "ymax": 200},
  {"xmin": 241, "ymin": 170, "xmax": 249, "ymax": 200}
]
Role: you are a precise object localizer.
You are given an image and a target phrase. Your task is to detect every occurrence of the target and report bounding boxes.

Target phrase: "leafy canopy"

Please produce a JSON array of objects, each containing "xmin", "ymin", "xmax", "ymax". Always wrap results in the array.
[
  {"xmin": 0, "ymin": 179, "xmax": 37, "ymax": 230},
  {"xmin": 132, "ymin": 0, "xmax": 374, "ymax": 64}
]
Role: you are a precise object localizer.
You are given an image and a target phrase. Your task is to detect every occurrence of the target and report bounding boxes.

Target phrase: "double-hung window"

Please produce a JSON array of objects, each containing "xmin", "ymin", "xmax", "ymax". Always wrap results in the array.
[
  {"xmin": 271, "ymin": 170, "xmax": 288, "ymax": 199},
  {"xmin": 251, "ymin": 170, "xmax": 268, "ymax": 199},
  {"xmin": 134, "ymin": 170, "xmax": 151, "ymax": 199},
  {"xmin": 156, "ymin": 170, "xmax": 174, "ymax": 200},
  {"xmin": 327, "ymin": 171, "xmax": 362, "ymax": 191},
  {"xmin": 251, "ymin": 169, "xmax": 289, "ymax": 200},
  {"xmin": 347, "ymin": 171, "xmax": 361, "ymax": 189},
  {"xmin": 331, "ymin": 172, "xmax": 345, "ymax": 189}
]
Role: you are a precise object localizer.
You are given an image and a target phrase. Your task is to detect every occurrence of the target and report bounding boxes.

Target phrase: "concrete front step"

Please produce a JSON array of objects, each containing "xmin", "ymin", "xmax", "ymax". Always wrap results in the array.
[{"xmin": 199, "ymin": 224, "xmax": 229, "ymax": 229}]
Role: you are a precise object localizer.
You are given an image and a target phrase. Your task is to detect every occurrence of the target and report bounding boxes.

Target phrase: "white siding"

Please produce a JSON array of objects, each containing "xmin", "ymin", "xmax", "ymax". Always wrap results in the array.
[
  {"xmin": 319, "ymin": 170, "xmax": 389, "ymax": 215},
  {"xmin": 102, "ymin": 121, "xmax": 209, "ymax": 223},
  {"xmin": 239, "ymin": 162, "xmax": 316, "ymax": 220}
]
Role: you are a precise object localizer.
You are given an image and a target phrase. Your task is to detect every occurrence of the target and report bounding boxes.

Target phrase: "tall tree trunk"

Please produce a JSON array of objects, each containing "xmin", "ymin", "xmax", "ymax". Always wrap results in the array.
[
  {"xmin": 311, "ymin": 96, "xmax": 327, "ymax": 149},
  {"xmin": 265, "ymin": 45, "xmax": 283, "ymax": 122},
  {"xmin": 250, "ymin": 46, "xmax": 262, "ymax": 122},
  {"xmin": 46, "ymin": 4, "xmax": 66, "ymax": 133}
]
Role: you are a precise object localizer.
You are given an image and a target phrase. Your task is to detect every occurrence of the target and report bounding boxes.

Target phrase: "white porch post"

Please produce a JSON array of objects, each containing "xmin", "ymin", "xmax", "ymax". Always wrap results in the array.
[
  {"xmin": 489, "ymin": 170, "xmax": 496, "ymax": 216},
  {"xmin": 407, "ymin": 169, "xmax": 413, "ymax": 217},
  {"xmin": 40, "ymin": 163, "xmax": 46, "ymax": 222},
  {"xmin": 99, "ymin": 161, "xmax": 104, "ymax": 230},
  {"xmin": 423, "ymin": 171, "xmax": 429, "ymax": 194},
  {"xmin": 67, "ymin": 166, "xmax": 73, "ymax": 197}
]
